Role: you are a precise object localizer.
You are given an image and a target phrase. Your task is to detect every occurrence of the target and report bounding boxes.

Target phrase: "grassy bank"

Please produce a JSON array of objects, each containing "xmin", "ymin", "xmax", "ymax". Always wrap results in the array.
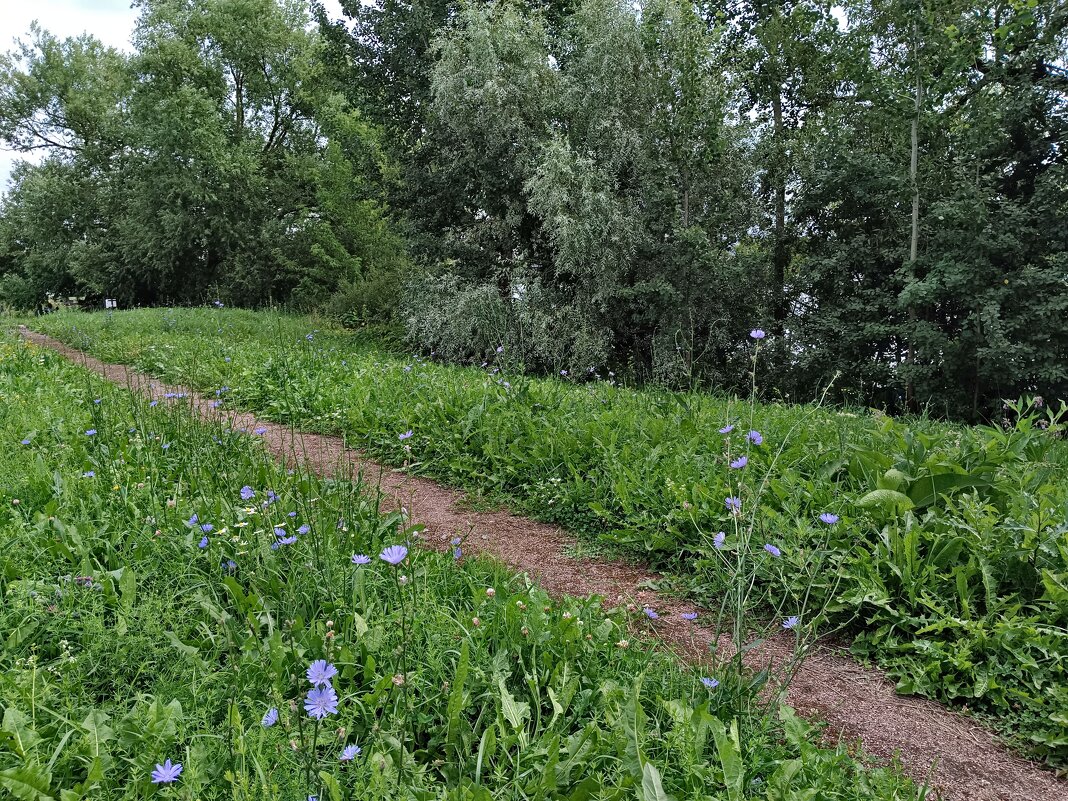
[{"xmin": 24, "ymin": 307, "xmax": 1068, "ymax": 766}]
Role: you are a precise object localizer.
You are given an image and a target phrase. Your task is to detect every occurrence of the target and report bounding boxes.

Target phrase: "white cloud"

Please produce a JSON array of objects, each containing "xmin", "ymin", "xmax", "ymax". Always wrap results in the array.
[{"xmin": 0, "ymin": 0, "xmax": 347, "ymax": 194}]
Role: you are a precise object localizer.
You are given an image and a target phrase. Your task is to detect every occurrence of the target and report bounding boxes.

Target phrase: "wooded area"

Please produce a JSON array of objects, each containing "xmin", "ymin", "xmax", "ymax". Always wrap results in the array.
[{"xmin": 1, "ymin": 0, "xmax": 1065, "ymax": 418}]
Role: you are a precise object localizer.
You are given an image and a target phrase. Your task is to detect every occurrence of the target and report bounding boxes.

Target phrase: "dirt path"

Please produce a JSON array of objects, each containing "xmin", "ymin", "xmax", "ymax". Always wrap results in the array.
[{"xmin": 20, "ymin": 326, "xmax": 1066, "ymax": 801}]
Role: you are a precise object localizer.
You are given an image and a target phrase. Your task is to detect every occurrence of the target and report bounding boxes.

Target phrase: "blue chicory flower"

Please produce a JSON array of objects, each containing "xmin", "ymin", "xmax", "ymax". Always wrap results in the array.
[
  {"xmin": 304, "ymin": 686, "xmax": 339, "ymax": 719},
  {"xmin": 379, "ymin": 544, "xmax": 408, "ymax": 565},
  {"xmin": 764, "ymin": 543, "xmax": 781, "ymax": 557},
  {"xmin": 747, "ymin": 430, "xmax": 763, "ymax": 445},
  {"xmin": 240, "ymin": 486, "xmax": 254, "ymax": 501},
  {"xmin": 261, "ymin": 707, "xmax": 278, "ymax": 727},
  {"xmin": 725, "ymin": 497, "xmax": 741, "ymax": 512},
  {"xmin": 783, "ymin": 615, "xmax": 800, "ymax": 630},
  {"xmin": 730, "ymin": 456, "xmax": 748, "ymax": 469},
  {"xmin": 819, "ymin": 513, "xmax": 839, "ymax": 525},
  {"xmin": 351, "ymin": 554, "xmax": 371, "ymax": 565},
  {"xmin": 340, "ymin": 744, "xmax": 362, "ymax": 762},
  {"xmin": 307, "ymin": 660, "xmax": 338, "ymax": 687},
  {"xmin": 151, "ymin": 759, "xmax": 183, "ymax": 784}
]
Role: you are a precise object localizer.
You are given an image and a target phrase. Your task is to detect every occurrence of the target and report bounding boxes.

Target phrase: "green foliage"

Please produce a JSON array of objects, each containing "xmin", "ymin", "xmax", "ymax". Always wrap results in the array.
[
  {"xmin": 31, "ymin": 308, "xmax": 1068, "ymax": 766},
  {"xmin": 0, "ymin": 331, "xmax": 919, "ymax": 798},
  {"xmin": 0, "ymin": 0, "xmax": 408, "ymax": 314}
]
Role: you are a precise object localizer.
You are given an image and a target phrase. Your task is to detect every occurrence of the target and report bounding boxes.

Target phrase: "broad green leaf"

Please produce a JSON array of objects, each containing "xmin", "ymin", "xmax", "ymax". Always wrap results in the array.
[
  {"xmin": 856, "ymin": 489, "xmax": 914, "ymax": 513},
  {"xmin": 640, "ymin": 761, "xmax": 671, "ymax": 801},
  {"xmin": 3, "ymin": 709, "xmax": 40, "ymax": 758},
  {"xmin": 0, "ymin": 765, "xmax": 55, "ymax": 800},
  {"xmin": 497, "ymin": 677, "xmax": 530, "ymax": 732}
]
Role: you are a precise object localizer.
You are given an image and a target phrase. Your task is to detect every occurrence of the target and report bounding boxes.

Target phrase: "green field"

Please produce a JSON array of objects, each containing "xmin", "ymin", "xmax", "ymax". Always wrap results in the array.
[
  {"xmin": 0, "ymin": 331, "xmax": 929, "ymax": 799},
  {"xmin": 24, "ymin": 308, "xmax": 1068, "ymax": 767}
]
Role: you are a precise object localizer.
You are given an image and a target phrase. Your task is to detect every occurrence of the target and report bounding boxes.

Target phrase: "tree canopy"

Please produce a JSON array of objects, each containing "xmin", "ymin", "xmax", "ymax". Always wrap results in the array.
[{"xmin": 2, "ymin": 0, "xmax": 1066, "ymax": 419}]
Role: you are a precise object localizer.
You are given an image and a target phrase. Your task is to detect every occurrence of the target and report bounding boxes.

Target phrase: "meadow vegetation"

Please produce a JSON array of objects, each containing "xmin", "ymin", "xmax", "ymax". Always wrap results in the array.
[
  {"xmin": 0, "ymin": 331, "xmax": 926, "ymax": 799},
  {"xmin": 28, "ymin": 308, "xmax": 1068, "ymax": 768}
]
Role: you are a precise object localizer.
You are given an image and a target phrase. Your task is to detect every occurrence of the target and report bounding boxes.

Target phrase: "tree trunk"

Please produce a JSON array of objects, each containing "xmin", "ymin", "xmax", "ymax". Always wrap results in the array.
[
  {"xmin": 905, "ymin": 22, "xmax": 922, "ymax": 411},
  {"xmin": 772, "ymin": 90, "xmax": 788, "ymax": 335}
]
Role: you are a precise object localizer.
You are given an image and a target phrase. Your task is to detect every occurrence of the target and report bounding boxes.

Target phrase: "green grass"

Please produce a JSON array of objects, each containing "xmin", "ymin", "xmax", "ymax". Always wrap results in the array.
[
  {"xmin": 22, "ymin": 307, "xmax": 1068, "ymax": 767},
  {"xmin": 0, "ymin": 334, "xmax": 923, "ymax": 799}
]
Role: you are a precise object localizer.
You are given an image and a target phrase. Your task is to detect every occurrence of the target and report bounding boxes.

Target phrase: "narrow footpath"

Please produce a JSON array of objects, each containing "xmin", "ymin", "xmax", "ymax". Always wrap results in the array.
[{"xmin": 20, "ymin": 326, "xmax": 1067, "ymax": 801}]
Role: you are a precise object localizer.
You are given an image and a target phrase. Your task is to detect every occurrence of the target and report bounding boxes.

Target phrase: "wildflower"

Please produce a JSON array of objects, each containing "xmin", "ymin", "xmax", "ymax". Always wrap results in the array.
[
  {"xmin": 275, "ymin": 535, "xmax": 297, "ymax": 546},
  {"xmin": 223, "ymin": 559, "xmax": 237, "ymax": 572},
  {"xmin": 398, "ymin": 430, "xmax": 413, "ymax": 441},
  {"xmin": 719, "ymin": 424, "xmax": 735, "ymax": 435},
  {"xmin": 485, "ymin": 587, "xmax": 496, "ymax": 598},
  {"xmin": 305, "ymin": 333, "xmax": 314, "ymax": 342},
  {"xmin": 450, "ymin": 536, "xmax": 462, "ymax": 545},
  {"xmin": 200, "ymin": 523, "xmax": 214, "ymax": 532},
  {"xmin": 149, "ymin": 400, "xmax": 158, "ymax": 407},
  {"xmin": 85, "ymin": 429, "xmax": 96, "ymax": 436},
  {"xmin": 94, "ymin": 398, "xmax": 102, "ymax": 404},
  {"xmin": 307, "ymin": 660, "xmax": 338, "ymax": 687},
  {"xmin": 472, "ymin": 616, "xmax": 481, "ymax": 627},
  {"xmin": 297, "ymin": 524, "xmax": 310, "ymax": 535},
  {"xmin": 340, "ymin": 744, "xmax": 361, "ymax": 762},
  {"xmin": 351, "ymin": 554, "xmax": 371, "ymax": 565},
  {"xmin": 379, "ymin": 544, "xmax": 408, "ymax": 565},
  {"xmin": 750, "ymin": 329, "xmax": 766, "ymax": 340},
  {"xmin": 82, "ymin": 471, "xmax": 95, "ymax": 478},
  {"xmin": 643, "ymin": 607, "xmax": 659, "ymax": 620},
  {"xmin": 819, "ymin": 513, "xmax": 839, "ymax": 525},
  {"xmin": 764, "ymin": 543, "xmax": 781, "ymax": 557},
  {"xmin": 616, "ymin": 639, "xmax": 630, "ymax": 649},
  {"xmin": 747, "ymin": 430, "xmax": 763, "ymax": 445},
  {"xmin": 187, "ymin": 513, "xmax": 199, "ymax": 526},
  {"xmin": 730, "ymin": 456, "xmax": 748, "ymax": 469},
  {"xmin": 198, "ymin": 536, "xmax": 209, "ymax": 549},
  {"xmin": 262, "ymin": 707, "xmax": 279, "ymax": 727},
  {"xmin": 304, "ymin": 686, "xmax": 339, "ymax": 719},
  {"xmin": 453, "ymin": 547, "xmax": 462, "ymax": 560},
  {"xmin": 560, "ymin": 369, "xmax": 568, "ymax": 376},
  {"xmin": 213, "ymin": 300, "xmax": 224, "ymax": 308},
  {"xmin": 392, "ymin": 674, "xmax": 406, "ymax": 686},
  {"xmin": 681, "ymin": 612, "xmax": 698, "ymax": 621},
  {"xmin": 725, "ymin": 496, "xmax": 741, "ymax": 512},
  {"xmin": 713, "ymin": 531, "xmax": 726, "ymax": 549},
  {"xmin": 700, "ymin": 677, "xmax": 720, "ymax": 689},
  {"xmin": 240, "ymin": 486, "xmax": 255, "ymax": 501},
  {"xmin": 210, "ymin": 400, "xmax": 222, "ymax": 409},
  {"xmin": 20, "ymin": 439, "xmax": 30, "ymax": 445},
  {"xmin": 274, "ymin": 527, "xmax": 287, "ymax": 538},
  {"xmin": 783, "ymin": 615, "xmax": 800, "ymax": 630},
  {"xmin": 151, "ymin": 759, "xmax": 183, "ymax": 784},
  {"xmin": 254, "ymin": 427, "xmax": 267, "ymax": 435}
]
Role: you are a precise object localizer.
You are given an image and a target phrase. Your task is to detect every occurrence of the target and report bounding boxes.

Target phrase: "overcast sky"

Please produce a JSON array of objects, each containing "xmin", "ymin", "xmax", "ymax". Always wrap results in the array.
[{"xmin": 0, "ymin": 0, "xmax": 345, "ymax": 194}]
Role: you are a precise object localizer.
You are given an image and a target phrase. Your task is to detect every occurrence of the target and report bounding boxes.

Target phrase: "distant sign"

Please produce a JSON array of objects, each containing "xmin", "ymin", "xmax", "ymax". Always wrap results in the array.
[{"xmin": 104, "ymin": 298, "xmax": 118, "ymax": 309}]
